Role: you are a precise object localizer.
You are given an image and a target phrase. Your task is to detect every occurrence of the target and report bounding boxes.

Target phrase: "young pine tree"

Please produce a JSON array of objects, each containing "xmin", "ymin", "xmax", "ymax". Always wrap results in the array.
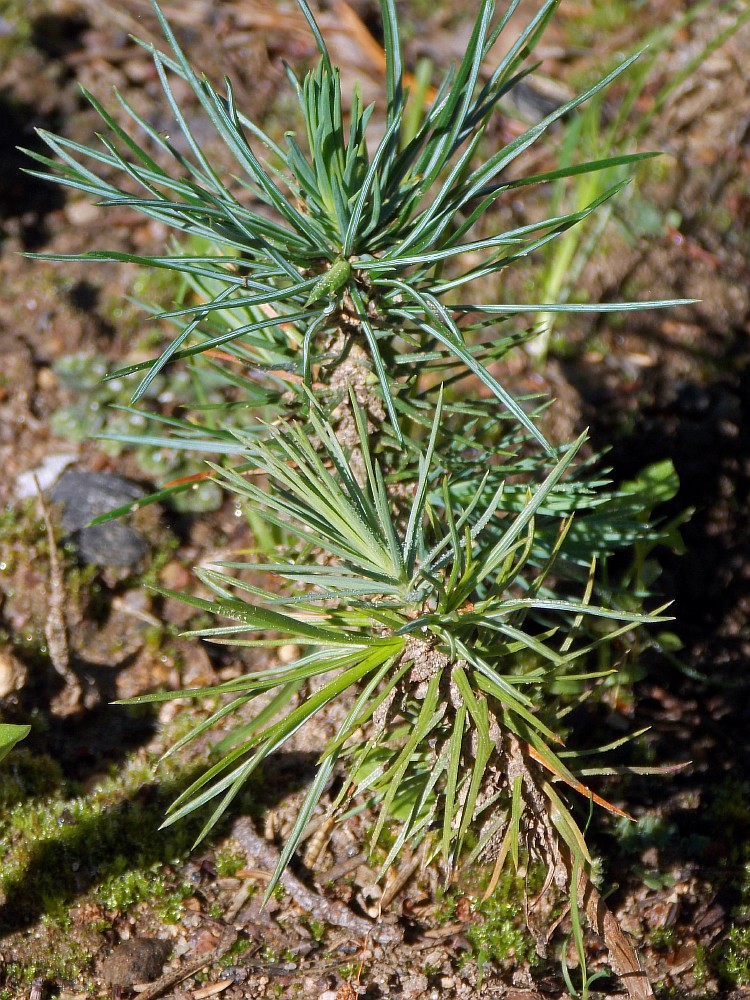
[{"xmin": 26, "ymin": 2, "xmax": 690, "ymax": 993}]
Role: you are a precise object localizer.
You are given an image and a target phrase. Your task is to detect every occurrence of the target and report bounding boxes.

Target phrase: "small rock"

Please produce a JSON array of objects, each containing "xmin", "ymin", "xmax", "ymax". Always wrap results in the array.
[
  {"xmin": 36, "ymin": 367, "xmax": 58, "ymax": 392},
  {"xmin": 186, "ymin": 925, "xmax": 222, "ymax": 956},
  {"xmin": 223, "ymin": 965, "xmax": 248, "ymax": 984},
  {"xmin": 179, "ymin": 641, "xmax": 218, "ymax": 687},
  {"xmin": 64, "ymin": 199, "xmax": 101, "ymax": 226},
  {"xmin": 74, "ymin": 590, "xmax": 154, "ymax": 667},
  {"xmin": 278, "ymin": 643, "xmax": 301, "ymax": 664},
  {"xmin": 402, "ymin": 972, "xmax": 428, "ymax": 996},
  {"xmin": 158, "ymin": 559, "xmax": 191, "ymax": 590},
  {"xmin": 99, "ymin": 937, "xmax": 171, "ymax": 986},
  {"xmin": 124, "ymin": 58, "xmax": 157, "ymax": 85},
  {"xmin": 670, "ymin": 941, "xmax": 697, "ymax": 975},
  {"xmin": 0, "ymin": 647, "xmax": 27, "ymax": 697},
  {"xmin": 15, "ymin": 453, "xmax": 78, "ymax": 499},
  {"xmin": 50, "ymin": 471, "xmax": 148, "ymax": 568}
]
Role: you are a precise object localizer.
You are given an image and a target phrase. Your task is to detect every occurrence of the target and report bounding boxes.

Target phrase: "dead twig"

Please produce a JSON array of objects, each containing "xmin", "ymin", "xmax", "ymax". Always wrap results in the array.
[
  {"xmin": 321, "ymin": 852, "xmax": 367, "ymax": 884},
  {"xmin": 379, "ymin": 847, "xmax": 424, "ymax": 911},
  {"xmin": 34, "ymin": 477, "xmax": 83, "ymax": 711},
  {"xmin": 231, "ymin": 817, "xmax": 402, "ymax": 945}
]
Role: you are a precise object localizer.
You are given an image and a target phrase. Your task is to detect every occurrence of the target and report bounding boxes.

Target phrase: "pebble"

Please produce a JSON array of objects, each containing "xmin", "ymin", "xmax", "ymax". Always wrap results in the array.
[
  {"xmin": 36, "ymin": 367, "xmax": 58, "ymax": 391},
  {"xmin": 15, "ymin": 453, "xmax": 78, "ymax": 499},
  {"xmin": 159, "ymin": 559, "xmax": 191, "ymax": 590},
  {"xmin": 0, "ymin": 648, "xmax": 28, "ymax": 697},
  {"xmin": 50, "ymin": 470, "xmax": 149, "ymax": 568},
  {"xmin": 222, "ymin": 965, "xmax": 248, "ymax": 984},
  {"xmin": 278, "ymin": 643, "xmax": 301, "ymax": 664},
  {"xmin": 124, "ymin": 58, "xmax": 157, "ymax": 85},
  {"xmin": 99, "ymin": 937, "xmax": 171, "ymax": 986},
  {"xmin": 64, "ymin": 199, "xmax": 101, "ymax": 226}
]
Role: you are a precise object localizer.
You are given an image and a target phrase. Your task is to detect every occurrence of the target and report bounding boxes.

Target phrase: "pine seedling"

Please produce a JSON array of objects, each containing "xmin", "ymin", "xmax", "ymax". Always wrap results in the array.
[{"xmin": 25, "ymin": 1, "xmax": 690, "ymax": 992}]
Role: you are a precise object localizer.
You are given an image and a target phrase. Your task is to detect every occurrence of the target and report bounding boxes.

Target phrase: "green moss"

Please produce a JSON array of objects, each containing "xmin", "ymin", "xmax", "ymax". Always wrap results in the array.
[
  {"xmin": 657, "ymin": 989, "xmax": 715, "ymax": 1000},
  {"xmin": 305, "ymin": 917, "xmax": 327, "ymax": 942},
  {"xmin": 260, "ymin": 943, "xmax": 281, "ymax": 963},
  {"xmin": 219, "ymin": 936, "xmax": 252, "ymax": 965},
  {"xmin": 692, "ymin": 943, "xmax": 710, "ymax": 991},
  {"xmin": 134, "ymin": 534, "xmax": 180, "ymax": 591},
  {"xmin": 95, "ymin": 863, "xmax": 166, "ymax": 911},
  {"xmin": 650, "ymin": 926, "xmax": 677, "ymax": 950},
  {"xmin": 271, "ymin": 881, "xmax": 288, "ymax": 902},
  {"xmin": 713, "ymin": 852, "xmax": 750, "ymax": 987},
  {"xmin": 711, "ymin": 781, "xmax": 750, "ymax": 832},
  {"xmin": 214, "ymin": 848, "xmax": 245, "ymax": 877},
  {"xmin": 1, "ymin": 941, "xmax": 96, "ymax": 990},
  {"xmin": 717, "ymin": 925, "xmax": 750, "ymax": 987},
  {"xmin": 63, "ymin": 560, "xmax": 101, "ymax": 611},
  {"xmin": 159, "ymin": 882, "xmax": 195, "ymax": 924},
  {"xmin": 0, "ymin": 0, "xmax": 33, "ymax": 61},
  {"xmin": 699, "ymin": 781, "xmax": 750, "ymax": 988},
  {"xmin": 465, "ymin": 886, "xmax": 538, "ymax": 973},
  {"xmin": 436, "ymin": 868, "xmax": 539, "ymax": 976},
  {"xmin": 0, "ymin": 720, "xmax": 231, "ymax": 993},
  {"xmin": 0, "ymin": 750, "xmax": 66, "ymax": 810},
  {"xmin": 0, "ymin": 500, "xmax": 45, "ymax": 557}
]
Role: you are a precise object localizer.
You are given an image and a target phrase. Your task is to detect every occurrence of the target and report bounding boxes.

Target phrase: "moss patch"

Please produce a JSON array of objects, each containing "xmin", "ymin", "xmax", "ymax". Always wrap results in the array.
[{"xmin": 0, "ymin": 716, "xmax": 225, "ymax": 993}]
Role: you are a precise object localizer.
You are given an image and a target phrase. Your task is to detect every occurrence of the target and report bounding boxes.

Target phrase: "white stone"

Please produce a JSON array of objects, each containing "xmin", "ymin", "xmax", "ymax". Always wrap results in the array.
[{"xmin": 15, "ymin": 454, "xmax": 78, "ymax": 499}]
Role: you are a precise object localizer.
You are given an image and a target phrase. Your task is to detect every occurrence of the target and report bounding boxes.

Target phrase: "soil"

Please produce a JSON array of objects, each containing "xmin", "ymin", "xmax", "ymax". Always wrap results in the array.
[{"xmin": 1, "ymin": 1, "xmax": 750, "ymax": 998}]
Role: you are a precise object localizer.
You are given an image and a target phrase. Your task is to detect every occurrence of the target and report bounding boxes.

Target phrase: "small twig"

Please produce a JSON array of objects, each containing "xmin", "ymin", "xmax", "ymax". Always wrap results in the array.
[
  {"xmin": 231, "ymin": 817, "xmax": 402, "ymax": 945},
  {"xmin": 321, "ymin": 852, "xmax": 367, "ymax": 883},
  {"xmin": 34, "ymin": 477, "xmax": 82, "ymax": 708},
  {"xmin": 110, "ymin": 594, "xmax": 163, "ymax": 628},
  {"xmin": 224, "ymin": 876, "xmax": 255, "ymax": 924},
  {"xmin": 192, "ymin": 980, "xmax": 233, "ymax": 999},
  {"xmin": 379, "ymin": 846, "xmax": 423, "ymax": 910}
]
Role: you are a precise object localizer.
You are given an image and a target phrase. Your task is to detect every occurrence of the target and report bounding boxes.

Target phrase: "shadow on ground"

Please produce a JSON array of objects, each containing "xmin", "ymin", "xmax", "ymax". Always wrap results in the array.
[{"xmin": 0, "ymin": 741, "xmax": 321, "ymax": 935}]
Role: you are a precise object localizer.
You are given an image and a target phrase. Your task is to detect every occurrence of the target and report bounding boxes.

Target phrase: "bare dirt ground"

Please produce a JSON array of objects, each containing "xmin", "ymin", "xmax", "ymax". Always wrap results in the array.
[{"xmin": 2, "ymin": 1, "xmax": 750, "ymax": 997}]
